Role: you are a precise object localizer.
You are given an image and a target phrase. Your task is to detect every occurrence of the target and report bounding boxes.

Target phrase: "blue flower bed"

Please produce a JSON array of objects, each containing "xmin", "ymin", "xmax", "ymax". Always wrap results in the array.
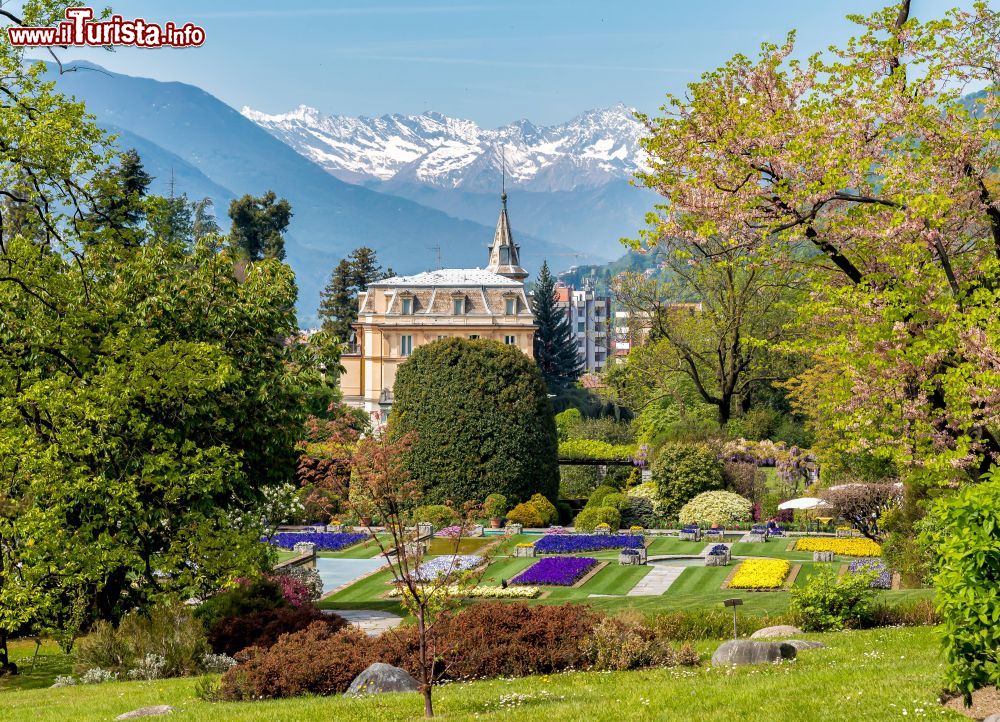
[
  {"xmin": 511, "ymin": 557, "xmax": 598, "ymax": 586},
  {"xmin": 533, "ymin": 534, "xmax": 645, "ymax": 554},
  {"xmin": 708, "ymin": 544, "xmax": 729, "ymax": 556},
  {"xmin": 848, "ymin": 558, "xmax": 891, "ymax": 589},
  {"xmin": 269, "ymin": 531, "xmax": 368, "ymax": 552}
]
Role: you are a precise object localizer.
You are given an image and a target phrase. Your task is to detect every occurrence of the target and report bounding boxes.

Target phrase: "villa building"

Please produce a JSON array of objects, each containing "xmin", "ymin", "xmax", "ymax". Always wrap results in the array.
[{"xmin": 339, "ymin": 193, "xmax": 536, "ymax": 412}]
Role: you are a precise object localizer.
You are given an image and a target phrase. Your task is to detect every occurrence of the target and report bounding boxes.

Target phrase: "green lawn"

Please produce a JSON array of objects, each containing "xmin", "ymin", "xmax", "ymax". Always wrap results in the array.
[
  {"xmin": 0, "ymin": 640, "xmax": 73, "ymax": 692},
  {"xmin": 0, "ymin": 626, "xmax": 960, "ymax": 721}
]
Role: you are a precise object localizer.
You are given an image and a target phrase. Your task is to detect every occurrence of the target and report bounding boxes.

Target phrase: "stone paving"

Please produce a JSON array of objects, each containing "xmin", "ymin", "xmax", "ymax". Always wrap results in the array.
[
  {"xmin": 325, "ymin": 609, "xmax": 403, "ymax": 636},
  {"xmin": 626, "ymin": 565, "xmax": 685, "ymax": 596}
]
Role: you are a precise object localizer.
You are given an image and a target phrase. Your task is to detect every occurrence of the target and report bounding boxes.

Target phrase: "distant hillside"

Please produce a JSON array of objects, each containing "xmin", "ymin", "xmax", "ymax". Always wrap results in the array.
[{"xmin": 43, "ymin": 62, "xmax": 589, "ymax": 324}]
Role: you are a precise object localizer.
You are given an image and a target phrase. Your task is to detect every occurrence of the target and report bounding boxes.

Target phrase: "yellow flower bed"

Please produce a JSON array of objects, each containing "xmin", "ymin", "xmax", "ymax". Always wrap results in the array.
[
  {"xmin": 729, "ymin": 559, "xmax": 790, "ymax": 589},
  {"xmin": 795, "ymin": 537, "xmax": 882, "ymax": 557}
]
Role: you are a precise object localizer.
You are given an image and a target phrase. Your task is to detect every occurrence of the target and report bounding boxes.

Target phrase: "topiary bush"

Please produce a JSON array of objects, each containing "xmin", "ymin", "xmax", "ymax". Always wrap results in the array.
[
  {"xmin": 506, "ymin": 501, "xmax": 544, "ymax": 527},
  {"xmin": 482, "ymin": 493, "xmax": 508, "ymax": 519},
  {"xmin": 601, "ymin": 492, "xmax": 630, "ymax": 512},
  {"xmin": 585, "ymin": 484, "xmax": 619, "ymax": 509},
  {"xmin": 389, "ymin": 338, "xmax": 558, "ymax": 505},
  {"xmin": 411, "ymin": 504, "xmax": 459, "ymax": 528},
  {"xmin": 678, "ymin": 491, "xmax": 752, "ymax": 527},
  {"xmin": 652, "ymin": 442, "xmax": 724, "ymax": 516},
  {"xmin": 574, "ymin": 505, "xmax": 621, "ymax": 531},
  {"xmin": 528, "ymin": 493, "xmax": 558, "ymax": 525}
]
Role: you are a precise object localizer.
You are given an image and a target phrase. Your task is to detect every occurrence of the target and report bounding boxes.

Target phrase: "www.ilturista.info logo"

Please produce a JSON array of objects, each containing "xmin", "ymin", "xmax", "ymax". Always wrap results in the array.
[{"xmin": 7, "ymin": 7, "xmax": 205, "ymax": 48}]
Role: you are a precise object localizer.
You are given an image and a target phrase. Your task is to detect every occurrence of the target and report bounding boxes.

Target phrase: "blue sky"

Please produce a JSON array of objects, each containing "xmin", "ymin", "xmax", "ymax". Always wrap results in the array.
[{"xmin": 30, "ymin": 1, "xmax": 978, "ymax": 126}]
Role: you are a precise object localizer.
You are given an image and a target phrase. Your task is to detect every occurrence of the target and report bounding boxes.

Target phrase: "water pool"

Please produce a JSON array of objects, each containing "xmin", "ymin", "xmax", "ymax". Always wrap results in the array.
[{"xmin": 314, "ymin": 556, "xmax": 387, "ymax": 594}]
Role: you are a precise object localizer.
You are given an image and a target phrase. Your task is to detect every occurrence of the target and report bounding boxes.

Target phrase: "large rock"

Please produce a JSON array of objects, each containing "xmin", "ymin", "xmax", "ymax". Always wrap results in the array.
[
  {"xmin": 782, "ymin": 640, "xmax": 828, "ymax": 651},
  {"xmin": 115, "ymin": 706, "xmax": 174, "ymax": 720},
  {"xmin": 346, "ymin": 663, "xmax": 420, "ymax": 697},
  {"xmin": 711, "ymin": 640, "xmax": 796, "ymax": 666},
  {"xmin": 750, "ymin": 625, "xmax": 803, "ymax": 639}
]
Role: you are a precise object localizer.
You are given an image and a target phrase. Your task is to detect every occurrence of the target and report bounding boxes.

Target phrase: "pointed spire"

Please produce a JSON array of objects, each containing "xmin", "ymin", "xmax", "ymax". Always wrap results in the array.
[{"xmin": 486, "ymin": 187, "xmax": 527, "ymax": 282}]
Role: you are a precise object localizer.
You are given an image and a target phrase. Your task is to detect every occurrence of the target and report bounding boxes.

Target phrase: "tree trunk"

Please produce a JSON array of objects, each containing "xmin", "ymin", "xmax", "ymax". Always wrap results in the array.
[{"xmin": 417, "ymin": 606, "xmax": 434, "ymax": 717}]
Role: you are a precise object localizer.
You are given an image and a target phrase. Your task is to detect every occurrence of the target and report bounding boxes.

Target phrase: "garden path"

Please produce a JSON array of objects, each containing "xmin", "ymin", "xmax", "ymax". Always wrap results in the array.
[
  {"xmin": 324, "ymin": 609, "xmax": 403, "ymax": 636},
  {"xmin": 626, "ymin": 565, "xmax": 685, "ymax": 596}
]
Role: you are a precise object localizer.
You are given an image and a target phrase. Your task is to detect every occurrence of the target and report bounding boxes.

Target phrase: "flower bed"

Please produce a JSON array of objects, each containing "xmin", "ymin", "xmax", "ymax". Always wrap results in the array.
[
  {"xmin": 847, "ymin": 558, "xmax": 891, "ymax": 589},
  {"xmin": 728, "ymin": 558, "xmax": 790, "ymax": 589},
  {"xmin": 795, "ymin": 537, "xmax": 882, "ymax": 557},
  {"xmin": 388, "ymin": 584, "xmax": 540, "ymax": 599},
  {"xmin": 413, "ymin": 554, "xmax": 482, "ymax": 581},
  {"xmin": 435, "ymin": 525, "xmax": 464, "ymax": 538},
  {"xmin": 533, "ymin": 534, "xmax": 644, "ymax": 554},
  {"xmin": 269, "ymin": 531, "xmax": 367, "ymax": 552},
  {"xmin": 544, "ymin": 526, "xmax": 570, "ymax": 534},
  {"xmin": 511, "ymin": 557, "xmax": 598, "ymax": 586}
]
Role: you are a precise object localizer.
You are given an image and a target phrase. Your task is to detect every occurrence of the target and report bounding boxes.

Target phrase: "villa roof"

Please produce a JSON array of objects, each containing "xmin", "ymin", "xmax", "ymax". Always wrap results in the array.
[{"xmin": 370, "ymin": 268, "xmax": 523, "ymax": 288}]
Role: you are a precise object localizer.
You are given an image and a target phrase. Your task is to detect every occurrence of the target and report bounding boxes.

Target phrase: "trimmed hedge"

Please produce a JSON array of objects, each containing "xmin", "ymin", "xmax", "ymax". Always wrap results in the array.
[
  {"xmin": 652, "ymin": 442, "xmax": 724, "ymax": 517},
  {"xmin": 389, "ymin": 338, "xmax": 558, "ymax": 505},
  {"xmin": 574, "ymin": 506, "xmax": 621, "ymax": 531}
]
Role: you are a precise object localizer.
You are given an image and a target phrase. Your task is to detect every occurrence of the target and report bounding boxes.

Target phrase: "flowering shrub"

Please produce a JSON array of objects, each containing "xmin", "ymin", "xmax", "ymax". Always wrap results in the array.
[
  {"xmin": 728, "ymin": 559, "xmax": 790, "ymax": 589},
  {"xmin": 266, "ymin": 567, "xmax": 322, "ymax": 607},
  {"xmin": 848, "ymin": 558, "xmax": 891, "ymax": 589},
  {"xmin": 790, "ymin": 568, "xmax": 879, "ymax": 631},
  {"xmin": 794, "ymin": 537, "xmax": 882, "ymax": 557},
  {"xmin": 269, "ymin": 531, "xmax": 367, "ymax": 552},
  {"xmin": 511, "ymin": 557, "xmax": 597, "ymax": 586},
  {"xmin": 534, "ymin": 533, "xmax": 644, "ymax": 554},
  {"xmin": 678, "ymin": 491, "xmax": 752, "ymax": 527},
  {"xmin": 388, "ymin": 584, "xmax": 541, "ymax": 599},
  {"xmin": 436, "ymin": 525, "xmax": 464, "ymax": 538},
  {"xmin": 413, "ymin": 554, "xmax": 482, "ymax": 580}
]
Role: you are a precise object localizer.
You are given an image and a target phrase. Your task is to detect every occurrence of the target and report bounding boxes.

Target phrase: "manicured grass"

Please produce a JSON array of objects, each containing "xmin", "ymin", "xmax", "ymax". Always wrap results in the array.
[
  {"xmin": 427, "ymin": 537, "xmax": 491, "ymax": 555},
  {"xmin": 0, "ymin": 626, "xmax": 961, "ymax": 721},
  {"xmin": 730, "ymin": 540, "xmax": 816, "ymax": 561},
  {"xmin": 646, "ymin": 537, "xmax": 710, "ymax": 555}
]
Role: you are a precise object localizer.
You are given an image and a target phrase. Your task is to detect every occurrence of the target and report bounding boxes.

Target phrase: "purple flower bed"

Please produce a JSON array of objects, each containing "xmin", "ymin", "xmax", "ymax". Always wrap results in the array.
[
  {"xmin": 533, "ymin": 534, "xmax": 644, "ymax": 554},
  {"xmin": 543, "ymin": 526, "xmax": 570, "ymax": 534},
  {"xmin": 269, "ymin": 531, "xmax": 367, "ymax": 552},
  {"xmin": 511, "ymin": 557, "xmax": 598, "ymax": 586},
  {"xmin": 708, "ymin": 544, "xmax": 729, "ymax": 556},
  {"xmin": 848, "ymin": 558, "xmax": 891, "ymax": 589},
  {"xmin": 436, "ymin": 525, "xmax": 464, "ymax": 538}
]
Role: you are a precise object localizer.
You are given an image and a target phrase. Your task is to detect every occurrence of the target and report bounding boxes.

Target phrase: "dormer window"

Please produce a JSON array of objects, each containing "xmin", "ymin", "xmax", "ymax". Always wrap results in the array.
[
  {"xmin": 452, "ymin": 296, "xmax": 465, "ymax": 315},
  {"xmin": 505, "ymin": 298, "xmax": 516, "ymax": 315},
  {"xmin": 401, "ymin": 297, "xmax": 412, "ymax": 315}
]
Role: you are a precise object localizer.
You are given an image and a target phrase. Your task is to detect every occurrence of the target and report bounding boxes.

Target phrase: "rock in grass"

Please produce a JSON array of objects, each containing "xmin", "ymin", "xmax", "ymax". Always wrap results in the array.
[
  {"xmin": 711, "ymin": 640, "xmax": 796, "ymax": 666},
  {"xmin": 115, "ymin": 706, "xmax": 174, "ymax": 720},
  {"xmin": 346, "ymin": 663, "xmax": 420, "ymax": 697},
  {"xmin": 750, "ymin": 625, "xmax": 803, "ymax": 639},
  {"xmin": 782, "ymin": 639, "xmax": 828, "ymax": 651}
]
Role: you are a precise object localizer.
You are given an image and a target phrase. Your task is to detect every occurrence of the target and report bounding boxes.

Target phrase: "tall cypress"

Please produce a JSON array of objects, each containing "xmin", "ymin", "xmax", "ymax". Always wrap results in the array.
[{"xmin": 532, "ymin": 261, "xmax": 583, "ymax": 385}]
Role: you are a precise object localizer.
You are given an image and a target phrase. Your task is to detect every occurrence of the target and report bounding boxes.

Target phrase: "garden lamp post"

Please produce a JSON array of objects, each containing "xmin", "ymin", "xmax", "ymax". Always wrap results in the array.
[{"xmin": 724, "ymin": 598, "xmax": 743, "ymax": 639}]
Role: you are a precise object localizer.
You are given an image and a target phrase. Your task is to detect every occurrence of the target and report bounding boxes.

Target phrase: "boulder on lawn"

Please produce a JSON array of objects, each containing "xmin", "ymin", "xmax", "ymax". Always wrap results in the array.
[
  {"xmin": 750, "ymin": 625, "xmax": 803, "ymax": 639},
  {"xmin": 711, "ymin": 640, "xmax": 796, "ymax": 666},
  {"xmin": 782, "ymin": 639, "xmax": 828, "ymax": 651},
  {"xmin": 115, "ymin": 706, "xmax": 174, "ymax": 720},
  {"xmin": 346, "ymin": 662, "xmax": 420, "ymax": 697}
]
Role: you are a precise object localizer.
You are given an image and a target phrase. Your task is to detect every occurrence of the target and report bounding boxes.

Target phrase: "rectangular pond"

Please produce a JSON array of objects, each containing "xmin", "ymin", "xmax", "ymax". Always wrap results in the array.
[{"xmin": 314, "ymin": 556, "xmax": 387, "ymax": 595}]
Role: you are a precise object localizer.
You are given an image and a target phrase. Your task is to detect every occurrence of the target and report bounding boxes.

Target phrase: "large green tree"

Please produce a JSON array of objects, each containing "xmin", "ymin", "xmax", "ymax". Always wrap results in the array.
[
  {"xmin": 388, "ymin": 338, "xmax": 559, "ymax": 505},
  {"xmin": 317, "ymin": 246, "xmax": 392, "ymax": 341},
  {"xmin": 531, "ymin": 261, "xmax": 583, "ymax": 385},
  {"xmin": 228, "ymin": 190, "xmax": 292, "ymax": 261},
  {"xmin": 0, "ymin": 3, "xmax": 312, "ymax": 670}
]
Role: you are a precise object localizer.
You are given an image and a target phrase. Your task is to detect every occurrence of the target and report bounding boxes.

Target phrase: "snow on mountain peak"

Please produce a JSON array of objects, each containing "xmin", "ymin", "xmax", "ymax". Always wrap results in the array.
[{"xmin": 240, "ymin": 105, "xmax": 649, "ymax": 191}]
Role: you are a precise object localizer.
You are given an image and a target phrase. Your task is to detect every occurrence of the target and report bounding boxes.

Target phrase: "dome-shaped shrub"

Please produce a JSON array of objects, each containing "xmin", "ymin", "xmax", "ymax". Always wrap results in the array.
[
  {"xmin": 574, "ymin": 506, "xmax": 621, "ymax": 532},
  {"xmin": 678, "ymin": 491, "xmax": 752, "ymax": 527}
]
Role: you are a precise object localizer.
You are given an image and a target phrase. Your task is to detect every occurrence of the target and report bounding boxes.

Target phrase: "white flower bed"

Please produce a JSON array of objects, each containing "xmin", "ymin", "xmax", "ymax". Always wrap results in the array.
[
  {"xmin": 412, "ymin": 554, "xmax": 482, "ymax": 580},
  {"xmin": 389, "ymin": 584, "xmax": 540, "ymax": 599}
]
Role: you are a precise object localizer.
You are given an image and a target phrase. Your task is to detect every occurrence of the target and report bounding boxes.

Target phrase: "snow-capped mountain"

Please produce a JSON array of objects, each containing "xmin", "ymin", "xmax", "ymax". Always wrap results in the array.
[{"xmin": 240, "ymin": 103, "xmax": 648, "ymax": 192}]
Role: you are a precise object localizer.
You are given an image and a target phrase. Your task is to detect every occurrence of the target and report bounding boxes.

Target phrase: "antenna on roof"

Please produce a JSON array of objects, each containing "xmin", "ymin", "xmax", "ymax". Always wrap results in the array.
[
  {"xmin": 429, "ymin": 243, "xmax": 442, "ymax": 270},
  {"xmin": 501, "ymin": 145, "xmax": 506, "ymax": 205}
]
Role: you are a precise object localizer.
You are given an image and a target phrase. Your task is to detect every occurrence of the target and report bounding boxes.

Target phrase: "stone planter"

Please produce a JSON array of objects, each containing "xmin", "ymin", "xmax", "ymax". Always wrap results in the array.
[
  {"xmin": 679, "ymin": 530, "xmax": 701, "ymax": 542},
  {"xmin": 835, "ymin": 529, "xmax": 853, "ymax": 538},
  {"xmin": 403, "ymin": 541, "xmax": 429, "ymax": 558},
  {"xmin": 467, "ymin": 524, "xmax": 484, "ymax": 538},
  {"xmin": 292, "ymin": 541, "xmax": 316, "ymax": 558},
  {"xmin": 619, "ymin": 547, "xmax": 647, "ymax": 566},
  {"xmin": 705, "ymin": 553, "xmax": 729, "ymax": 567},
  {"xmin": 746, "ymin": 532, "xmax": 767, "ymax": 543},
  {"xmin": 514, "ymin": 545, "xmax": 536, "ymax": 558},
  {"xmin": 813, "ymin": 551, "xmax": 835, "ymax": 562},
  {"xmin": 326, "ymin": 524, "xmax": 345, "ymax": 533},
  {"xmin": 506, "ymin": 523, "xmax": 523, "ymax": 535},
  {"xmin": 416, "ymin": 522, "xmax": 434, "ymax": 539},
  {"xmin": 593, "ymin": 526, "xmax": 611, "ymax": 536}
]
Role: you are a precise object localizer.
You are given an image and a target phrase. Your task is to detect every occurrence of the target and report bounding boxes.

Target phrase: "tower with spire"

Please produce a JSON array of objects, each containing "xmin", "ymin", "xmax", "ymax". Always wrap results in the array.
[{"xmin": 486, "ymin": 149, "xmax": 528, "ymax": 281}]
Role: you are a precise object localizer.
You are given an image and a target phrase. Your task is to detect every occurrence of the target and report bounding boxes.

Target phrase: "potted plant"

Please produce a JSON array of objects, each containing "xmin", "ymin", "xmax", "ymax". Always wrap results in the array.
[{"xmin": 483, "ymin": 493, "xmax": 507, "ymax": 529}]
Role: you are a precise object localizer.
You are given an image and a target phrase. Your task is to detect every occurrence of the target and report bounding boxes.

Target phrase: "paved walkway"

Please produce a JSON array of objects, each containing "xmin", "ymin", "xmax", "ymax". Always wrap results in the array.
[
  {"xmin": 626, "ymin": 565, "xmax": 685, "ymax": 596},
  {"xmin": 324, "ymin": 609, "xmax": 403, "ymax": 636}
]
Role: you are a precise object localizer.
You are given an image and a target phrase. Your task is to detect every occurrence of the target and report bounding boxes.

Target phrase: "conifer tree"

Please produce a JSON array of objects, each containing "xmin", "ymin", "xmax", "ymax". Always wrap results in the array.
[
  {"xmin": 191, "ymin": 197, "xmax": 221, "ymax": 242},
  {"xmin": 317, "ymin": 258, "xmax": 355, "ymax": 342},
  {"xmin": 228, "ymin": 191, "xmax": 292, "ymax": 261},
  {"xmin": 532, "ymin": 261, "xmax": 583, "ymax": 385}
]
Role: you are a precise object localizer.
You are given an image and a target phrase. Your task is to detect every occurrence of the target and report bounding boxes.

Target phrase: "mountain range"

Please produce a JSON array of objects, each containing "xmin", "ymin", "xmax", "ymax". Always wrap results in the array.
[{"xmin": 43, "ymin": 61, "xmax": 658, "ymax": 323}]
